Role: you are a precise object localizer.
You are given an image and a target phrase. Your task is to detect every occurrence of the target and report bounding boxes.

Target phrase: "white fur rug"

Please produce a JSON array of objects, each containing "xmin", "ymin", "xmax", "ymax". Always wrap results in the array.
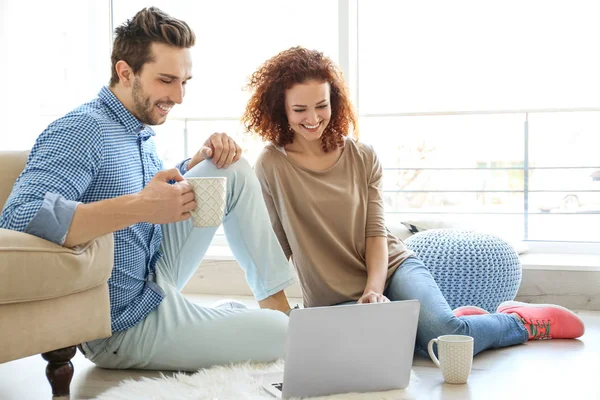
[{"xmin": 94, "ymin": 360, "xmax": 414, "ymax": 400}]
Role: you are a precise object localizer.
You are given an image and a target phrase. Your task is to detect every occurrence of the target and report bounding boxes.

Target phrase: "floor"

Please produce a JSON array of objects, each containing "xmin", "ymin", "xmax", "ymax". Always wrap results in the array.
[{"xmin": 1, "ymin": 295, "xmax": 599, "ymax": 400}]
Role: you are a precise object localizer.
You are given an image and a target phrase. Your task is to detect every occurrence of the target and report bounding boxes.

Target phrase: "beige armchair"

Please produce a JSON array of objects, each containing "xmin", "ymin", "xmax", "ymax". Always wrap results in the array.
[{"xmin": 0, "ymin": 151, "xmax": 114, "ymax": 397}]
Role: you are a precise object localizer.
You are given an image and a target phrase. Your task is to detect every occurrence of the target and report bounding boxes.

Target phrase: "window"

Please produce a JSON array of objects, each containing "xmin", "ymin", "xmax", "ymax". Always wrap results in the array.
[
  {"xmin": 2, "ymin": 1, "xmax": 597, "ymax": 252},
  {"xmin": 357, "ymin": 0, "xmax": 600, "ymax": 247},
  {"xmin": 0, "ymin": 0, "xmax": 110, "ymax": 150}
]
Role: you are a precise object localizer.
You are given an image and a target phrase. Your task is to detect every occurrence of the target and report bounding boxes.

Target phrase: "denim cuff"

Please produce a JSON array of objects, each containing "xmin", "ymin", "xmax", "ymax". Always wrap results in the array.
[
  {"xmin": 254, "ymin": 276, "xmax": 298, "ymax": 301},
  {"xmin": 175, "ymin": 158, "xmax": 191, "ymax": 175},
  {"xmin": 25, "ymin": 192, "xmax": 79, "ymax": 245}
]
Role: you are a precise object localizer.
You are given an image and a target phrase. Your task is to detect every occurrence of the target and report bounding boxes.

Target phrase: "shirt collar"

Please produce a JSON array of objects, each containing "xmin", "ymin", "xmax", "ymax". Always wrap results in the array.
[{"xmin": 98, "ymin": 86, "xmax": 156, "ymax": 140}]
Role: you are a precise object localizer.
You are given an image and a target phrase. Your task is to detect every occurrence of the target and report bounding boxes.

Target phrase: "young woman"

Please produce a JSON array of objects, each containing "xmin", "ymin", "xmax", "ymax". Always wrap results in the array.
[{"xmin": 242, "ymin": 46, "xmax": 584, "ymax": 356}]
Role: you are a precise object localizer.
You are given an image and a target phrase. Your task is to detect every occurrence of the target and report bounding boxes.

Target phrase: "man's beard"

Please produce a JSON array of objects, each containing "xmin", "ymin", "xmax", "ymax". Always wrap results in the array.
[{"xmin": 132, "ymin": 78, "xmax": 159, "ymax": 125}]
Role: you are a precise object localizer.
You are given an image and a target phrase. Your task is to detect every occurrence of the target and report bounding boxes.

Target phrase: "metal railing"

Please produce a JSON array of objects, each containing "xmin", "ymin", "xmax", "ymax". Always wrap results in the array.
[{"xmin": 357, "ymin": 108, "xmax": 600, "ymax": 242}]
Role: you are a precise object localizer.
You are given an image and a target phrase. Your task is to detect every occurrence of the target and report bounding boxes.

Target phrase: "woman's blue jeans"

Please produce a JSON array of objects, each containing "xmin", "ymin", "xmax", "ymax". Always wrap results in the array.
[{"xmin": 384, "ymin": 257, "xmax": 528, "ymax": 356}]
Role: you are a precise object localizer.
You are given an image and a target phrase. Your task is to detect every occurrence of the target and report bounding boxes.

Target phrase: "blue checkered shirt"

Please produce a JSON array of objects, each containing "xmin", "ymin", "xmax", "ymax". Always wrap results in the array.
[{"xmin": 0, "ymin": 86, "xmax": 189, "ymax": 333}]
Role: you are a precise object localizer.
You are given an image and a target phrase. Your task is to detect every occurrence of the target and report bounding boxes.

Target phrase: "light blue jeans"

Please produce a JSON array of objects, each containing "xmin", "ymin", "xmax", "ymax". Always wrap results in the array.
[
  {"xmin": 384, "ymin": 257, "xmax": 529, "ymax": 356},
  {"xmin": 82, "ymin": 158, "xmax": 297, "ymax": 371}
]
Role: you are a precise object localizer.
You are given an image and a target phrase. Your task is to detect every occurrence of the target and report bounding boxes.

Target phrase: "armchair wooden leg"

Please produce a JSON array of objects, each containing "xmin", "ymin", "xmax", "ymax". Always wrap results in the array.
[{"xmin": 41, "ymin": 346, "xmax": 77, "ymax": 397}]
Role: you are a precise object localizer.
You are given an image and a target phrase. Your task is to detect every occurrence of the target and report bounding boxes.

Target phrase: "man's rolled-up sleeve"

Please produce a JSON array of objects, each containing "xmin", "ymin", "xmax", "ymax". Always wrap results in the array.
[{"xmin": 0, "ymin": 114, "xmax": 103, "ymax": 245}]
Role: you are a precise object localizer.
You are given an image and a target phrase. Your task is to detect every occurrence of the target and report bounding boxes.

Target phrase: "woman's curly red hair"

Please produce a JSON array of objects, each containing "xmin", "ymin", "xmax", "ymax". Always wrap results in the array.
[{"xmin": 242, "ymin": 46, "xmax": 358, "ymax": 152}]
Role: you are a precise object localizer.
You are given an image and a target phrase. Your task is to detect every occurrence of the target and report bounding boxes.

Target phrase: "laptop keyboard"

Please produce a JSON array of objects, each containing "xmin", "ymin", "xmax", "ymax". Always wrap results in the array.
[{"xmin": 271, "ymin": 382, "xmax": 283, "ymax": 392}]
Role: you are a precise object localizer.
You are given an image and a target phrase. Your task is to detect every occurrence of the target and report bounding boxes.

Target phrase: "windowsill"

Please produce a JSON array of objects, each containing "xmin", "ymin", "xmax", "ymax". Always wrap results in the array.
[
  {"xmin": 204, "ymin": 245, "xmax": 600, "ymax": 272},
  {"xmin": 519, "ymin": 253, "xmax": 600, "ymax": 272}
]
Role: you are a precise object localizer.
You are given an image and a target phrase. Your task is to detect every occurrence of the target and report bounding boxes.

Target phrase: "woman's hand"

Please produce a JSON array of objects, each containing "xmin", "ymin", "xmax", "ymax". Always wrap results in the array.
[{"xmin": 357, "ymin": 290, "xmax": 390, "ymax": 304}]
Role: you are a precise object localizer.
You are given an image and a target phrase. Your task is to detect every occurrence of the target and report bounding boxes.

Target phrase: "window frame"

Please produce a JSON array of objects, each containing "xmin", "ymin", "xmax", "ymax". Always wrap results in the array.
[{"xmin": 118, "ymin": 0, "xmax": 600, "ymax": 256}]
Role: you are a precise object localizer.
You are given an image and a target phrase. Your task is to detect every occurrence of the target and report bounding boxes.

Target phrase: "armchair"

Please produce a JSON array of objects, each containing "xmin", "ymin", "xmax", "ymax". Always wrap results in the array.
[{"xmin": 0, "ymin": 151, "xmax": 114, "ymax": 397}]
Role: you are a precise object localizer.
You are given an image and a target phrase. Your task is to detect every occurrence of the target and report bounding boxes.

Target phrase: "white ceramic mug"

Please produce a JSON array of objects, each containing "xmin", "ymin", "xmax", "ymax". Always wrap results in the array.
[
  {"xmin": 427, "ymin": 334, "xmax": 474, "ymax": 384},
  {"xmin": 186, "ymin": 177, "xmax": 227, "ymax": 227}
]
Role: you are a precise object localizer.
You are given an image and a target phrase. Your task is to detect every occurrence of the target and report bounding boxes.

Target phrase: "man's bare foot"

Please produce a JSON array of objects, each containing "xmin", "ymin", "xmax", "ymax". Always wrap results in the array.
[{"xmin": 258, "ymin": 290, "xmax": 291, "ymax": 313}]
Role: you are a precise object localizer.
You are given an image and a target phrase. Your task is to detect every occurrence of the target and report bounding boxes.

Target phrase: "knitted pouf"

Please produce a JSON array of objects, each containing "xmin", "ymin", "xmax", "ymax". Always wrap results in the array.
[{"xmin": 404, "ymin": 229, "xmax": 522, "ymax": 312}]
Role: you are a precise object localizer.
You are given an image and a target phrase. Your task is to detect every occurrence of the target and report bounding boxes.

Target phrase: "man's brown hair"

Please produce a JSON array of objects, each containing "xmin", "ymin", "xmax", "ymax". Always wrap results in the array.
[{"xmin": 109, "ymin": 7, "xmax": 195, "ymax": 86}]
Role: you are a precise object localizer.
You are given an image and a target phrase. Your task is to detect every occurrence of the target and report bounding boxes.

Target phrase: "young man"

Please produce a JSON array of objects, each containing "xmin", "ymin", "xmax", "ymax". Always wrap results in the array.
[{"xmin": 0, "ymin": 7, "xmax": 296, "ymax": 371}]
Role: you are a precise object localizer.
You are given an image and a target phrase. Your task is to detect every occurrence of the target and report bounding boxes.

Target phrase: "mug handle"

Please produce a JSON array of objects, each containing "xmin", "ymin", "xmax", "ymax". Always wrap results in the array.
[{"xmin": 427, "ymin": 338, "xmax": 441, "ymax": 368}]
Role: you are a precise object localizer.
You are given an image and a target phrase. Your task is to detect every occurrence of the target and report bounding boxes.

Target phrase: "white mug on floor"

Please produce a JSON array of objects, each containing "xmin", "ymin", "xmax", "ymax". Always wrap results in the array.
[
  {"xmin": 186, "ymin": 177, "xmax": 227, "ymax": 227},
  {"xmin": 427, "ymin": 334, "xmax": 474, "ymax": 384}
]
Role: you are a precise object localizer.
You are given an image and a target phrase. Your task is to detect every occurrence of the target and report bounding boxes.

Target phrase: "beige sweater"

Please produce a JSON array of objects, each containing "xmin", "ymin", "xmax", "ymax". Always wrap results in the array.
[{"xmin": 254, "ymin": 139, "xmax": 413, "ymax": 307}]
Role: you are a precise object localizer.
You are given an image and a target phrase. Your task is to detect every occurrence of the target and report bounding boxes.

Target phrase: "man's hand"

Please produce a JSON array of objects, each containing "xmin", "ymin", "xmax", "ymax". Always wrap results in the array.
[
  {"xmin": 137, "ymin": 168, "xmax": 196, "ymax": 224},
  {"xmin": 188, "ymin": 132, "xmax": 242, "ymax": 170},
  {"xmin": 358, "ymin": 291, "xmax": 390, "ymax": 304}
]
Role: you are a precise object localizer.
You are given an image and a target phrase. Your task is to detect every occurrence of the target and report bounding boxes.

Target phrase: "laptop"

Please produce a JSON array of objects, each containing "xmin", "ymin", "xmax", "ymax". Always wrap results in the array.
[{"xmin": 261, "ymin": 300, "xmax": 420, "ymax": 399}]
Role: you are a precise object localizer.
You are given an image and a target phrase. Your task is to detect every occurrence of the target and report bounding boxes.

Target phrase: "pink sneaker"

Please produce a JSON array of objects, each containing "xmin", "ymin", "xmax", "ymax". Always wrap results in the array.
[
  {"xmin": 453, "ymin": 305, "xmax": 490, "ymax": 318},
  {"xmin": 497, "ymin": 301, "xmax": 585, "ymax": 340}
]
